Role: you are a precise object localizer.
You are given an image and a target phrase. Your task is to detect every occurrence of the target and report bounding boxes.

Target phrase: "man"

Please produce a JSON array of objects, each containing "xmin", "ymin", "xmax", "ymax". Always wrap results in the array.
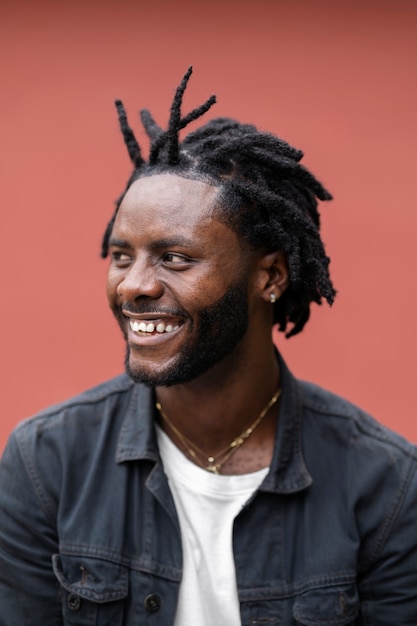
[{"xmin": 0, "ymin": 67, "xmax": 416, "ymax": 624}]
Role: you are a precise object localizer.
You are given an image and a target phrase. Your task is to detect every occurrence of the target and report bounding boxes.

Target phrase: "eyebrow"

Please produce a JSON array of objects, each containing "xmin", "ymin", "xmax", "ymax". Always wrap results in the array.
[
  {"xmin": 108, "ymin": 237, "xmax": 130, "ymax": 249},
  {"xmin": 151, "ymin": 236, "xmax": 196, "ymax": 249},
  {"xmin": 108, "ymin": 236, "xmax": 196, "ymax": 249}
]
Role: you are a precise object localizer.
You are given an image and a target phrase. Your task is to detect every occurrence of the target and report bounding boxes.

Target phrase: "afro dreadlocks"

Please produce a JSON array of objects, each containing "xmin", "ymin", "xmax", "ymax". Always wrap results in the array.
[{"xmin": 102, "ymin": 67, "xmax": 336, "ymax": 337}]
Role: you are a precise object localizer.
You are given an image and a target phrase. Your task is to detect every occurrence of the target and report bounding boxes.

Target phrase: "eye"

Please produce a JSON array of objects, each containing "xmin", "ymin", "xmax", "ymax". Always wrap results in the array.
[
  {"xmin": 163, "ymin": 252, "xmax": 192, "ymax": 268},
  {"xmin": 111, "ymin": 251, "xmax": 132, "ymax": 266}
]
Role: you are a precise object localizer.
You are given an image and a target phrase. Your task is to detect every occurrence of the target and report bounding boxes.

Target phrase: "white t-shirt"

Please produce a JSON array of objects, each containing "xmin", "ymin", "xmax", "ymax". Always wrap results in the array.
[{"xmin": 156, "ymin": 425, "xmax": 268, "ymax": 626}]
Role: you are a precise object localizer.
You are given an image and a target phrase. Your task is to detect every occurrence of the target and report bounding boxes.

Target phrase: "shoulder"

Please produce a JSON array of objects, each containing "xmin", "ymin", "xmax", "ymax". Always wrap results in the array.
[
  {"xmin": 297, "ymin": 379, "xmax": 417, "ymax": 537},
  {"xmin": 19, "ymin": 373, "xmax": 133, "ymax": 421},
  {"xmin": 293, "ymin": 381, "xmax": 417, "ymax": 603},
  {"xmin": 299, "ymin": 379, "xmax": 417, "ymax": 459},
  {"xmin": 2, "ymin": 375, "xmax": 148, "ymax": 506},
  {"xmin": 29, "ymin": 373, "xmax": 135, "ymax": 417},
  {"xmin": 297, "ymin": 380, "xmax": 417, "ymax": 554},
  {"xmin": 8, "ymin": 374, "xmax": 137, "ymax": 455}
]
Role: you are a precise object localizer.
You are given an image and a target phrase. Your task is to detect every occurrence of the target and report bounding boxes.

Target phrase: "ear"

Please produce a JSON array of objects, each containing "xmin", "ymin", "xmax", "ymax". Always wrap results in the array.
[{"xmin": 255, "ymin": 251, "xmax": 289, "ymax": 304}]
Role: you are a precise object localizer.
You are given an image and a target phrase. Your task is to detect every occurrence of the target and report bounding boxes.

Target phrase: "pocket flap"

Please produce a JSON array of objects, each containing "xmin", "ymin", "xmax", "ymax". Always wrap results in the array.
[
  {"xmin": 52, "ymin": 553, "xmax": 128, "ymax": 603},
  {"xmin": 293, "ymin": 582, "xmax": 359, "ymax": 626}
]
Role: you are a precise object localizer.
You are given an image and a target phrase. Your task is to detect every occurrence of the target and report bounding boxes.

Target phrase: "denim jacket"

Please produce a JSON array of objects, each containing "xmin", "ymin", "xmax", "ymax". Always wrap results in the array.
[{"xmin": 1, "ymin": 356, "xmax": 417, "ymax": 625}]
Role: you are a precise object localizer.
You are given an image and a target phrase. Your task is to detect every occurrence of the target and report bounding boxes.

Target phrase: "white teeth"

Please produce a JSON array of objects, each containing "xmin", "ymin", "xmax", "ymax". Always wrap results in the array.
[{"xmin": 129, "ymin": 319, "xmax": 181, "ymax": 334}]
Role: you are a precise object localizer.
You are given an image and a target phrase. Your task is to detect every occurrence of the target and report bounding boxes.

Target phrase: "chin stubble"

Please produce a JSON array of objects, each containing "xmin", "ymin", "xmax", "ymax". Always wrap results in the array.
[{"xmin": 124, "ymin": 281, "xmax": 249, "ymax": 387}]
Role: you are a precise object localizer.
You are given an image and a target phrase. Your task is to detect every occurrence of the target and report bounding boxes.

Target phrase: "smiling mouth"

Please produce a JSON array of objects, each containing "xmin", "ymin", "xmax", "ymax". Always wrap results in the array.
[{"xmin": 129, "ymin": 319, "xmax": 181, "ymax": 336}]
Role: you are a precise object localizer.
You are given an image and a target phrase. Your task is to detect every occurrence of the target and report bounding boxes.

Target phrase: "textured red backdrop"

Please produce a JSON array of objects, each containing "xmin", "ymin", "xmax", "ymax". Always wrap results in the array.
[{"xmin": 1, "ymin": 0, "xmax": 416, "ymax": 452}]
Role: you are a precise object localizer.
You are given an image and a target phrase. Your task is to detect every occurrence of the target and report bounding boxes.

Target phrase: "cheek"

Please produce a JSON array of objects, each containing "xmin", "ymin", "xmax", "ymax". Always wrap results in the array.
[
  {"xmin": 182, "ymin": 273, "xmax": 247, "ymax": 316},
  {"xmin": 173, "ymin": 268, "xmax": 233, "ymax": 309}
]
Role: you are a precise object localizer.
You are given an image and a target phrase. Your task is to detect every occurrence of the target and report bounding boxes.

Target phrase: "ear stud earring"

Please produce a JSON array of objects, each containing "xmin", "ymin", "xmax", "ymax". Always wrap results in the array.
[{"xmin": 270, "ymin": 293, "xmax": 276, "ymax": 303}]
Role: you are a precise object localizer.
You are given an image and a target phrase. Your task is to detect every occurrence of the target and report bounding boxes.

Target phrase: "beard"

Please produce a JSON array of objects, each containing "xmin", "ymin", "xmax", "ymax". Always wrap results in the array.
[{"xmin": 125, "ymin": 281, "xmax": 249, "ymax": 387}]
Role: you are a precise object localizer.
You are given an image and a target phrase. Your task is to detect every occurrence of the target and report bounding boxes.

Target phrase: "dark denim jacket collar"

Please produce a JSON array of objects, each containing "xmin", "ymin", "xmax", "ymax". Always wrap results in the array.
[
  {"xmin": 262, "ymin": 352, "xmax": 313, "ymax": 494},
  {"xmin": 115, "ymin": 352, "xmax": 312, "ymax": 494}
]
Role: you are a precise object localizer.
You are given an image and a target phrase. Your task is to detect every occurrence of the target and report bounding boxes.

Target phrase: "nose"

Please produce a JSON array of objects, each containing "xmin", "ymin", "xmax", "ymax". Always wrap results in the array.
[{"xmin": 116, "ymin": 259, "xmax": 163, "ymax": 301}]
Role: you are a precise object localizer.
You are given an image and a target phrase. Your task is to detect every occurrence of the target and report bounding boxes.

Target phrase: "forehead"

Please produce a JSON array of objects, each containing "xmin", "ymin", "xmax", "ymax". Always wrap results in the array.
[
  {"xmin": 111, "ymin": 172, "xmax": 256, "ymax": 281},
  {"xmin": 111, "ymin": 173, "xmax": 254, "ymax": 272},
  {"xmin": 117, "ymin": 173, "xmax": 221, "ymax": 229}
]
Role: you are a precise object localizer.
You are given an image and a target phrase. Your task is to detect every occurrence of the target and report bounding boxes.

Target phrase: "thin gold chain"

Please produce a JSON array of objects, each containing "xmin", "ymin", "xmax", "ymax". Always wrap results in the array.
[{"xmin": 156, "ymin": 388, "xmax": 281, "ymax": 474}]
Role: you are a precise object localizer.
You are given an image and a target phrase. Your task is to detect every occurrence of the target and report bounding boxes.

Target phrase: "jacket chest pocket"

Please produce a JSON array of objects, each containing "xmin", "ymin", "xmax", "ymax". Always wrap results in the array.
[
  {"xmin": 293, "ymin": 582, "xmax": 359, "ymax": 626},
  {"xmin": 52, "ymin": 553, "xmax": 128, "ymax": 626}
]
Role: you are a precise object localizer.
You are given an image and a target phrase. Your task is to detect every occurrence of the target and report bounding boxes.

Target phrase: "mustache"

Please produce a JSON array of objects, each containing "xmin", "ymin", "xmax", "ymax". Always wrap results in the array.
[{"xmin": 120, "ymin": 302, "xmax": 189, "ymax": 319}]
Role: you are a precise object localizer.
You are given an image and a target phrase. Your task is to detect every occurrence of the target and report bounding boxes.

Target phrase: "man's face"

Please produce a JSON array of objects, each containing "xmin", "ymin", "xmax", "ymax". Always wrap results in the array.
[{"xmin": 106, "ymin": 173, "xmax": 257, "ymax": 387}]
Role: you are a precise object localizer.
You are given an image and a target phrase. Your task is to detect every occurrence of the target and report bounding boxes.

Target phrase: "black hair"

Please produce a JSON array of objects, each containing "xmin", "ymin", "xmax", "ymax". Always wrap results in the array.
[{"xmin": 102, "ymin": 66, "xmax": 336, "ymax": 337}]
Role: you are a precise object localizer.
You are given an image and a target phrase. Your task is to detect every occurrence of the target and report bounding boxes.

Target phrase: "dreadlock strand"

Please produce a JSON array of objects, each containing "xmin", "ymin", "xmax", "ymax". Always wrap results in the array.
[
  {"xmin": 166, "ymin": 66, "xmax": 193, "ymax": 164},
  {"xmin": 140, "ymin": 109, "xmax": 163, "ymax": 141},
  {"xmin": 114, "ymin": 100, "xmax": 144, "ymax": 167},
  {"xmin": 179, "ymin": 95, "xmax": 217, "ymax": 129},
  {"xmin": 149, "ymin": 132, "xmax": 168, "ymax": 165}
]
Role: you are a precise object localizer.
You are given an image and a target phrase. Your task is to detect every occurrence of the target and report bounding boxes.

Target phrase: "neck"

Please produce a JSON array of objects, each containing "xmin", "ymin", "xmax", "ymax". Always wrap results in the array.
[
  {"xmin": 155, "ymin": 339, "xmax": 280, "ymax": 462},
  {"xmin": 157, "ymin": 386, "xmax": 281, "ymax": 474}
]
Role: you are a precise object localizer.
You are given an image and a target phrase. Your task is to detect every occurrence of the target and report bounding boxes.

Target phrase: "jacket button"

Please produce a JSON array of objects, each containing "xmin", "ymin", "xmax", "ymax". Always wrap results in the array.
[
  {"xmin": 67, "ymin": 593, "xmax": 82, "ymax": 611},
  {"xmin": 144, "ymin": 594, "xmax": 161, "ymax": 612}
]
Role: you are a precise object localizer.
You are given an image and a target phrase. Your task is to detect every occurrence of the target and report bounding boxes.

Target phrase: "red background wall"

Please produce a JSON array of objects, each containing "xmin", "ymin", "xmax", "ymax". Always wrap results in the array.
[{"xmin": 1, "ymin": 0, "xmax": 416, "ymax": 452}]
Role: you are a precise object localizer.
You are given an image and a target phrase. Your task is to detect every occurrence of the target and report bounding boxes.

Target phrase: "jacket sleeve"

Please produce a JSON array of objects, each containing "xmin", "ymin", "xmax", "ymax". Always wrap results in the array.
[
  {"xmin": 358, "ymin": 458, "xmax": 417, "ymax": 624},
  {"xmin": 0, "ymin": 428, "xmax": 62, "ymax": 625}
]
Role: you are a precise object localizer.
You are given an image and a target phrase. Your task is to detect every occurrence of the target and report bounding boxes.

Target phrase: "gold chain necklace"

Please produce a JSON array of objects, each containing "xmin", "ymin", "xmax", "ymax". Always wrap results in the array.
[{"xmin": 156, "ymin": 388, "xmax": 281, "ymax": 474}]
